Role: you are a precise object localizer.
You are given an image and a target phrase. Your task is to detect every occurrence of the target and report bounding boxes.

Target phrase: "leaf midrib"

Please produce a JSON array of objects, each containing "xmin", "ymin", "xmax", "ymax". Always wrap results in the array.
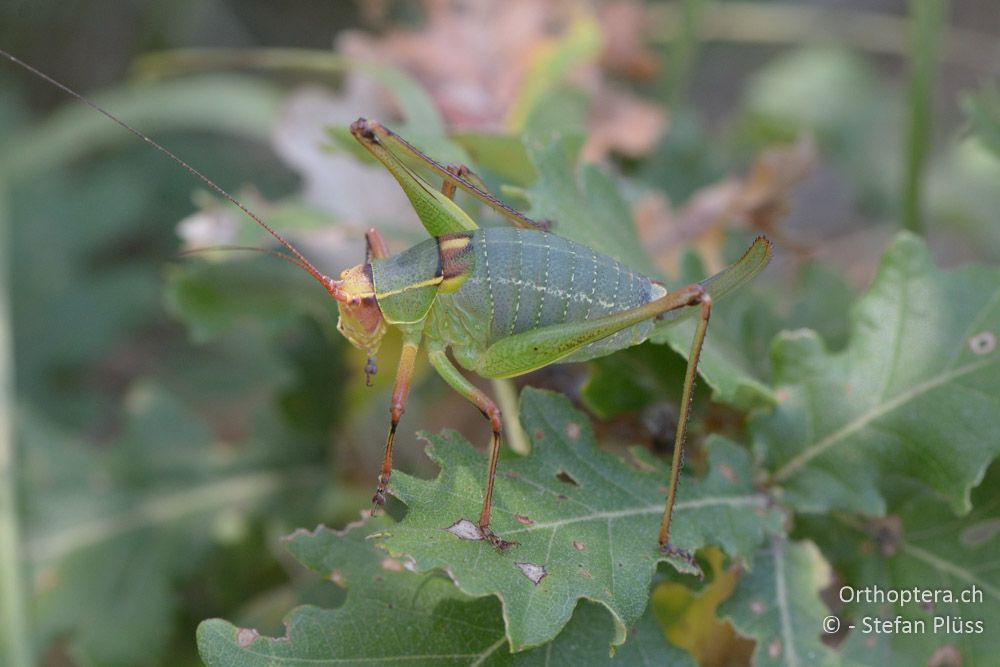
[{"xmin": 772, "ymin": 355, "xmax": 996, "ymax": 482}]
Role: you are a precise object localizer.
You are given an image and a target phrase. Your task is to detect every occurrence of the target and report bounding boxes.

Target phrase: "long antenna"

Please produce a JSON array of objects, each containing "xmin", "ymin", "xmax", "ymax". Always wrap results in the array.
[
  {"xmin": 178, "ymin": 244, "xmax": 315, "ymax": 275},
  {"xmin": 0, "ymin": 48, "xmax": 343, "ymax": 297}
]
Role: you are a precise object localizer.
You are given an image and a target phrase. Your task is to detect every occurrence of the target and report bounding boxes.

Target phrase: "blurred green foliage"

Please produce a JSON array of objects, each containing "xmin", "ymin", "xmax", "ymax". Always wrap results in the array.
[{"xmin": 1, "ymin": 2, "xmax": 998, "ymax": 666}]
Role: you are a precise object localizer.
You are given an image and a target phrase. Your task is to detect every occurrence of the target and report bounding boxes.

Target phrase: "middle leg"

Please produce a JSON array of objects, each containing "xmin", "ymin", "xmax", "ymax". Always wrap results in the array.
[{"xmin": 427, "ymin": 347, "xmax": 516, "ymax": 550}]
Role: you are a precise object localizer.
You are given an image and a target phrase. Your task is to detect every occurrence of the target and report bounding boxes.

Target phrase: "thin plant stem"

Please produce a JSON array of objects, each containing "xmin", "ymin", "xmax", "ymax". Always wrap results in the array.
[
  {"xmin": 665, "ymin": 0, "xmax": 711, "ymax": 106},
  {"xmin": 902, "ymin": 0, "xmax": 947, "ymax": 235},
  {"xmin": 649, "ymin": 2, "xmax": 993, "ymax": 72},
  {"xmin": 0, "ymin": 184, "xmax": 32, "ymax": 667}
]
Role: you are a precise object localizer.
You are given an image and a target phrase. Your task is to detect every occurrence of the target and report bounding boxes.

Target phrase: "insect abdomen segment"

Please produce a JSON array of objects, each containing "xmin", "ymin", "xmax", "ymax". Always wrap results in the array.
[{"xmin": 431, "ymin": 227, "xmax": 663, "ymax": 371}]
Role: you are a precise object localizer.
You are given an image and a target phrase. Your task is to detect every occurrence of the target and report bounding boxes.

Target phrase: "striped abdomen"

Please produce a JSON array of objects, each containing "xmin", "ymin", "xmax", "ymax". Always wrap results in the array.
[{"xmin": 429, "ymin": 227, "xmax": 664, "ymax": 370}]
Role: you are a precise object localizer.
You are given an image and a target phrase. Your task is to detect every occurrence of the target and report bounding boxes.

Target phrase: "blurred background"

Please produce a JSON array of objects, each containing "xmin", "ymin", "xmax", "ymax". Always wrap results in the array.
[{"xmin": 1, "ymin": 1, "xmax": 998, "ymax": 665}]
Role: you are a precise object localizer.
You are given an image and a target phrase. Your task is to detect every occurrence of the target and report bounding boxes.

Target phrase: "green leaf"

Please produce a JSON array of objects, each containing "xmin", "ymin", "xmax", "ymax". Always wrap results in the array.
[
  {"xmin": 743, "ymin": 47, "xmax": 876, "ymax": 141},
  {"xmin": 962, "ymin": 83, "xmax": 1000, "ymax": 159},
  {"xmin": 521, "ymin": 135, "xmax": 658, "ymax": 278},
  {"xmin": 135, "ymin": 47, "xmax": 445, "ymax": 137},
  {"xmin": 756, "ymin": 233, "xmax": 1000, "ymax": 516},
  {"xmin": 198, "ymin": 516, "xmax": 693, "ymax": 666},
  {"xmin": 740, "ymin": 47, "xmax": 899, "ymax": 212},
  {"xmin": 719, "ymin": 538, "xmax": 840, "ymax": 667},
  {"xmin": 451, "ymin": 133, "xmax": 536, "ymax": 188},
  {"xmin": 800, "ymin": 460, "xmax": 1000, "ymax": 665},
  {"xmin": 0, "ymin": 74, "xmax": 283, "ymax": 182},
  {"xmin": 22, "ymin": 381, "xmax": 326, "ymax": 666},
  {"xmin": 377, "ymin": 388, "xmax": 781, "ymax": 652},
  {"xmin": 786, "ymin": 263, "xmax": 855, "ymax": 353},
  {"xmin": 164, "ymin": 257, "xmax": 333, "ymax": 343},
  {"xmin": 581, "ymin": 343, "xmax": 694, "ymax": 419},
  {"xmin": 504, "ymin": 13, "xmax": 601, "ymax": 130},
  {"xmin": 927, "ymin": 138, "xmax": 1000, "ymax": 261}
]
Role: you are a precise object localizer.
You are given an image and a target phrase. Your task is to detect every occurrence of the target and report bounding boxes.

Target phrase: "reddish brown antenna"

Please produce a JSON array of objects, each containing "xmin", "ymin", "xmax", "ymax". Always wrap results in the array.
[{"xmin": 0, "ymin": 48, "xmax": 351, "ymax": 303}]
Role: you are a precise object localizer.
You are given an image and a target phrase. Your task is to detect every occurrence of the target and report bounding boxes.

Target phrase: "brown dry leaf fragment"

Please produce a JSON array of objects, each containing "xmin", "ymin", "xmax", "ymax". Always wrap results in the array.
[
  {"xmin": 635, "ymin": 188, "xmax": 731, "ymax": 275},
  {"xmin": 731, "ymin": 136, "xmax": 817, "ymax": 244},
  {"xmin": 380, "ymin": 557, "xmax": 404, "ymax": 572},
  {"xmin": 339, "ymin": 0, "xmax": 666, "ymax": 160},
  {"xmin": 340, "ymin": 0, "xmax": 583, "ymax": 129},
  {"xmin": 446, "ymin": 518, "xmax": 483, "ymax": 541},
  {"xmin": 236, "ymin": 628, "xmax": 259, "ymax": 648},
  {"xmin": 598, "ymin": 0, "xmax": 659, "ymax": 80},
  {"xmin": 515, "ymin": 561, "xmax": 547, "ymax": 585},
  {"xmin": 581, "ymin": 88, "xmax": 668, "ymax": 161},
  {"xmin": 637, "ymin": 136, "xmax": 815, "ymax": 274}
]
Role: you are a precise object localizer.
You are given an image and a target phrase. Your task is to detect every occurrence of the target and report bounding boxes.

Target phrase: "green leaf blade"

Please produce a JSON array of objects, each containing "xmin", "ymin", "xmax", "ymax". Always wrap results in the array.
[
  {"xmin": 521, "ymin": 134, "xmax": 658, "ymax": 278},
  {"xmin": 793, "ymin": 465, "xmax": 1000, "ymax": 665},
  {"xmin": 198, "ymin": 516, "xmax": 509, "ymax": 666},
  {"xmin": 378, "ymin": 389, "xmax": 780, "ymax": 651},
  {"xmin": 758, "ymin": 233, "xmax": 1000, "ymax": 516},
  {"xmin": 720, "ymin": 538, "xmax": 841, "ymax": 667},
  {"xmin": 198, "ymin": 515, "xmax": 689, "ymax": 666}
]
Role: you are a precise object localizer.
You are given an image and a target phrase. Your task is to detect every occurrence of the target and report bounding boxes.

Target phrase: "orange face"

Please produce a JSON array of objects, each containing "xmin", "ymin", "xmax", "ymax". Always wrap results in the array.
[{"xmin": 331, "ymin": 263, "xmax": 386, "ymax": 365}]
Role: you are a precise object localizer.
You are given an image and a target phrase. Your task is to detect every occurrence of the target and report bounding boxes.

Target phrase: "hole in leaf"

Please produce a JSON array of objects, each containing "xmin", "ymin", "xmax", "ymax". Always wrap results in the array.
[
  {"xmin": 928, "ymin": 645, "xmax": 962, "ymax": 667},
  {"xmin": 446, "ymin": 519, "xmax": 482, "ymax": 541},
  {"xmin": 968, "ymin": 330, "xmax": 996, "ymax": 355},
  {"xmin": 961, "ymin": 518, "xmax": 1000, "ymax": 546},
  {"xmin": 515, "ymin": 561, "xmax": 547, "ymax": 585},
  {"xmin": 380, "ymin": 558, "xmax": 404, "ymax": 572},
  {"xmin": 237, "ymin": 628, "xmax": 259, "ymax": 648},
  {"xmin": 555, "ymin": 470, "xmax": 579, "ymax": 486}
]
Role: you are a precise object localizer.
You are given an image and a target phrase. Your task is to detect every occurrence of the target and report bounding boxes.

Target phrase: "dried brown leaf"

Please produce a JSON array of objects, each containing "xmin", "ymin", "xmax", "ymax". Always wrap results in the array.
[
  {"xmin": 340, "ymin": 0, "xmax": 666, "ymax": 159},
  {"xmin": 340, "ymin": 0, "xmax": 580, "ymax": 129},
  {"xmin": 598, "ymin": 0, "xmax": 659, "ymax": 80},
  {"xmin": 637, "ymin": 137, "xmax": 816, "ymax": 273},
  {"xmin": 581, "ymin": 87, "xmax": 668, "ymax": 161},
  {"xmin": 731, "ymin": 136, "xmax": 817, "ymax": 237}
]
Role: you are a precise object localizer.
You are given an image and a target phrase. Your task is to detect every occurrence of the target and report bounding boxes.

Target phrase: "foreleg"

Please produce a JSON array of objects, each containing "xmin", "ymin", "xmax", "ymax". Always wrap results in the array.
[{"xmin": 371, "ymin": 334, "xmax": 421, "ymax": 512}]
